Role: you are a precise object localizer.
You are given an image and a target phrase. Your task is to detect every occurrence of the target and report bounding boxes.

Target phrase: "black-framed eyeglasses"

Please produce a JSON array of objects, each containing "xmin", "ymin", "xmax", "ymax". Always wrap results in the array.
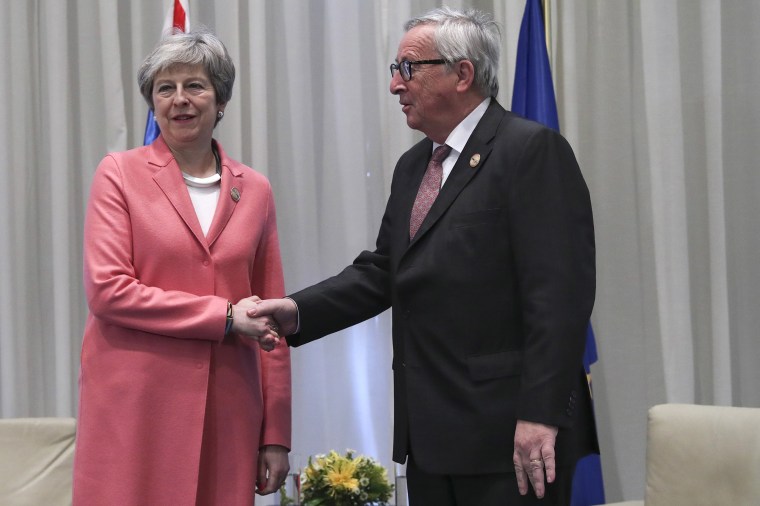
[{"xmin": 389, "ymin": 59, "xmax": 447, "ymax": 81}]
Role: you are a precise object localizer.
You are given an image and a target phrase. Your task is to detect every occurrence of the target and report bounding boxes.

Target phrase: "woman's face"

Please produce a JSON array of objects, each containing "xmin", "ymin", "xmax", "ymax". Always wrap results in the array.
[{"xmin": 152, "ymin": 63, "xmax": 223, "ymax": 151}]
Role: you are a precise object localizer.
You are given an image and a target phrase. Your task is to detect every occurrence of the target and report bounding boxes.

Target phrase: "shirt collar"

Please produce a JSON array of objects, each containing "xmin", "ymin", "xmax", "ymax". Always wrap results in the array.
[{"xmin": 433, "ymin": 97, "xmax": 491, "ymax": 154}]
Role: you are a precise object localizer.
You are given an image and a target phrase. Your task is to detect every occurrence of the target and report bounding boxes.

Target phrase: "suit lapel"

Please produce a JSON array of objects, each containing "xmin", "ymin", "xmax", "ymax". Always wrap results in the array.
[{"xmin": 407, "ymin": 100, "xmax": 505, "ymax": 247}]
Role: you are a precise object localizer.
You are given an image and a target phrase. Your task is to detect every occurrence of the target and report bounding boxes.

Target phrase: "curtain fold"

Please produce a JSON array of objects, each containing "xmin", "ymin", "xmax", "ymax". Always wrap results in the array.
[
  {"xmin": 696, "ymin": 0, "xmax": 731, "ymax": 407},
  {"xmin": 640, "ymin": 1, "xmax": 696, "ymax": 403},
  {"xmin": 1, "ymin": 0, "xmax": 759, "ymax": 502}
]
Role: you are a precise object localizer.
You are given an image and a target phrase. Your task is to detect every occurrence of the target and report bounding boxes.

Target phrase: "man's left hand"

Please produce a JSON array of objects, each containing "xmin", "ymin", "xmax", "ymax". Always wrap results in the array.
[{"xmin": 513, "ymin": 420, "xmax": 559, "ymax": 498}]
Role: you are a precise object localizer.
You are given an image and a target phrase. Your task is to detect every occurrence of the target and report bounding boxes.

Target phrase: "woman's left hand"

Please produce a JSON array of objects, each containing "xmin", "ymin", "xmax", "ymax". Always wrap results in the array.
[{"xmin": 256, "ymin": 445, "xmax": 290, "ymax": 495}]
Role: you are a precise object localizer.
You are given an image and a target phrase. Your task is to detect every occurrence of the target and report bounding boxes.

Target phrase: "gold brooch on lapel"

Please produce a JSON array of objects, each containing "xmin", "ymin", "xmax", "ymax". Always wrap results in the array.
[
  {"xmin": 469, "ymin": 154, "xmax": 481, "ymax": 168},
  {"xmin": 231, "ymin": 187, "xmax": 241, "ymax": 202}
]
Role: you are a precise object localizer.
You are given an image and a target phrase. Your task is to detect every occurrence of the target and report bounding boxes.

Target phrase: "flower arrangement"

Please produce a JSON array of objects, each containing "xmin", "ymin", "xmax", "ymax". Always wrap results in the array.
[{"xmin": 286, "ymin": 449, "xmax": 394, "ymax": 506}]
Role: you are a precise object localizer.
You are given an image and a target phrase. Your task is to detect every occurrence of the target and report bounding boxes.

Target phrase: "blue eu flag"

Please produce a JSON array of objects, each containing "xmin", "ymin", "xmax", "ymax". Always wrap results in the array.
[{"xmin": 143, "ymin": 109, "xmax": 160, "ymax": 146}]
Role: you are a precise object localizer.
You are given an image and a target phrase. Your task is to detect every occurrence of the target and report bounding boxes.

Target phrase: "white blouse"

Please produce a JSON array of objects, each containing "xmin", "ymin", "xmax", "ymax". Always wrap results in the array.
[{"xmin": 182, "ymin": 172, "xmax": 221, "ymax": 236}]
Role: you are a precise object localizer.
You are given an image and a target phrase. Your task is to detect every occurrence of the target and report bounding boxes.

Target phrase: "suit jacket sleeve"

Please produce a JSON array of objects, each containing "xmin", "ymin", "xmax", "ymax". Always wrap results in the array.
[
  {"xmin": 508, "ymin": 125, "xmax": 595, "ymax": 428},
  {"xmin": 286, "ymin": 202, "xmax": 395, "ymax": 346}
]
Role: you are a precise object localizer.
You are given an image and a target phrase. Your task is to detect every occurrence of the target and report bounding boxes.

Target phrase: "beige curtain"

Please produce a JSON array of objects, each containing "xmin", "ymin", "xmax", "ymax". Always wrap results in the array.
[{"xmin": 1, "ymin": 0, "xmax": 758, "ymax": 502}]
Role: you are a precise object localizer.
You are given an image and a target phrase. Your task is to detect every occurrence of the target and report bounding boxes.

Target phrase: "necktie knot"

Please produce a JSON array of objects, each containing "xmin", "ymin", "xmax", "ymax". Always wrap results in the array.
[{"xmin": 432, "ymin": 144, "xmax": 452, "ymax": 164}]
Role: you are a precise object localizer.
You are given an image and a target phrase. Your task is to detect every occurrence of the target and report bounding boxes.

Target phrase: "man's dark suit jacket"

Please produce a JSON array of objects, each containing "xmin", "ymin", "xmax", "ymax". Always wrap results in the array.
[{"xmin": 286, "ymin": 99, "xmax": 598, "ymax": 476}]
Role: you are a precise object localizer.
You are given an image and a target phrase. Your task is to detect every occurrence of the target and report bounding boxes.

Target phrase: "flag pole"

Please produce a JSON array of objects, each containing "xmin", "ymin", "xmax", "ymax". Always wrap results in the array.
[{"xmin": 542, "ymin": 0, "xmax": 553, "ymax": 71}]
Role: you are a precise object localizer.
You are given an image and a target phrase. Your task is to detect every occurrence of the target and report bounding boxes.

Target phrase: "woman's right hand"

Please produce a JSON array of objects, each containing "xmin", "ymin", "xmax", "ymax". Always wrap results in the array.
[{"xmin": 231, "ymin": 297, "xmax": 281, "ymax": 351}]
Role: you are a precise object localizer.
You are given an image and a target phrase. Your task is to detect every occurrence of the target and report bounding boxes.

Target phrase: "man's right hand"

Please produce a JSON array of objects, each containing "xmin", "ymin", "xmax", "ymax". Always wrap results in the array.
[
  {"xmin": 231, "ymin": 296, "xmax": 281, "ymax": 351},
  {"xmin": 247, "ymin": 298, "xmax": 299, "ymax": 337}
]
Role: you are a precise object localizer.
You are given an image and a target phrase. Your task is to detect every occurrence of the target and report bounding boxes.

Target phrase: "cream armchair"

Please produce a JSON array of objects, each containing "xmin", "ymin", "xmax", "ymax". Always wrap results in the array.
[
  {"xmin": 605, "ymin": 403, "xmax": 760, "ymax": 505},
  {"xmin": 0, "ymin": 417, "xmax": 76, "ymax": 506}
]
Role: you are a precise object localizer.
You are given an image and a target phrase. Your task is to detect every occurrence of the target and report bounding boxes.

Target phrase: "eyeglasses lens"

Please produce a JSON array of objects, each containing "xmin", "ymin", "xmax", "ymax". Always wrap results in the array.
[
  {"xmin": 390, "ymin": 61, "xmax": 416, "ymax": 81},
  {"xmin": 401, "ymin": 61, "xmax": 412, "ymax": 81}
]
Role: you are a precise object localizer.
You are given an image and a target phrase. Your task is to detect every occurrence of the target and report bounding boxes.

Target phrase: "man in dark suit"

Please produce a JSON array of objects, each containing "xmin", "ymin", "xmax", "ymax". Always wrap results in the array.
[{"xmin": 250, "ymin": 6, "xmax": 597, "ymax": 505}]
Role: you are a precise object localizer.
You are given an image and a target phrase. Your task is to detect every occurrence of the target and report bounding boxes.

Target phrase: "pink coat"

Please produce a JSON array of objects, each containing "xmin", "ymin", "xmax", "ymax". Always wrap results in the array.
[{"xmin": 73, "ymin": 137, "xmax": 291, "ymax": 505}]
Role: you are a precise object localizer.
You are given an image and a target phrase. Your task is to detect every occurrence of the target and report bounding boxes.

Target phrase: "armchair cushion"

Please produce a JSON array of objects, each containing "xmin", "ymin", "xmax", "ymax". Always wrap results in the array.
[
  {"xmin": 0, "ymin": 417, "xmax": 76, "ymax": 506},
  {"xmin": 645, "ymin": 403, "xmax": 760, "ymax": 506}
]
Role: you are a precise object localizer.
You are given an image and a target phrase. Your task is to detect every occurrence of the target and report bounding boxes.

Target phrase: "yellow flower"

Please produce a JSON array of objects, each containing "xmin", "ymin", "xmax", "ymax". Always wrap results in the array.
[
  {"xmin": 326, "ymin": 457, "xmax": 359, "ymax": 492},
  {"xmin": 304, "ymin": 465, "xmax": 319, "ymax": 481},
  {"xmin": 296, "ymin": 449, "xmax": 394, "ymax": 504}
]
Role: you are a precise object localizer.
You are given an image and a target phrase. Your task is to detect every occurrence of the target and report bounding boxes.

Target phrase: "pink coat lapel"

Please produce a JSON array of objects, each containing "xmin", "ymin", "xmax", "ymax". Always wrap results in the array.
[
  {"xmin": 148, "ymin": 137, "xmax": 244, "ymax": 250},
  {"xmin": 206, "ymin": 142, "xmax": 244, "ymax": 247}
]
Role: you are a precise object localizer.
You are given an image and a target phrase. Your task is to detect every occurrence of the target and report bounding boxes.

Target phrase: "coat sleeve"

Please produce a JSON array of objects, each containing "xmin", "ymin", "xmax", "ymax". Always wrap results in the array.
[
  {"xmin": 83, "ymin": 155, "xmax": 228, "ymax": 341},
  {"xmin": 286, "ymin": 195, "xmax": 394, "ymax": 345},
  {"xmin": 252, "ymin": 187, "xmax": 292, "ymax": 448},
  {"xmin": 509, "ymin": 127, "xmax": 596, "ymax": 428}
]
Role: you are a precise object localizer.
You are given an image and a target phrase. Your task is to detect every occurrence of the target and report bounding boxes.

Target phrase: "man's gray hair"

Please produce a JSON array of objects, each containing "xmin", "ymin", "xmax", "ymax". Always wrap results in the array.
[{"xmin": 405, "ymin": 6, "xmax": 501, "ymax": 98}]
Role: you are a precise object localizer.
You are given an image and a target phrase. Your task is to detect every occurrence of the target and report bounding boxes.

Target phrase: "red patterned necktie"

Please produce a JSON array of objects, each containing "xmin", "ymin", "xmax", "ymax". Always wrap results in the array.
[{"xmin": 409, "ymin": 144, "xmax": 452, "ymax": 239}]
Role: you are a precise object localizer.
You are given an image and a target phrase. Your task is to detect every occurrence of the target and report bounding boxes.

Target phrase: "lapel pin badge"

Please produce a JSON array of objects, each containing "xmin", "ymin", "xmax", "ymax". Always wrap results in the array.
[
  {"xmin": 469, "ymin": 153, "xmax": 481, "ymax": 168},
  {"xmin": 231, "ymin": 187, "xmax": 241, "ymax": 202}
]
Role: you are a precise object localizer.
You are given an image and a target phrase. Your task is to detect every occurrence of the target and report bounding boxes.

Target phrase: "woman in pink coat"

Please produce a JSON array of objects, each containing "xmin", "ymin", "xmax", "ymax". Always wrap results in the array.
[{"xmin": 73, "ymin": 28, "xmax": 291, "ymax": 505}]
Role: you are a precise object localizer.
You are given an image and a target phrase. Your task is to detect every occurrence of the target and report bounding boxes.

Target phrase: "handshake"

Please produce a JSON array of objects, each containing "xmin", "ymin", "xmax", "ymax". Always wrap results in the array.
[{"xmin": 229, "ymin": 297, "xmax": 298, "ymax": 351}]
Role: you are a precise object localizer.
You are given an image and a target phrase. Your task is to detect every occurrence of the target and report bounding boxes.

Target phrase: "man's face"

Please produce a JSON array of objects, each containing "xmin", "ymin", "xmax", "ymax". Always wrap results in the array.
[{"xmin": 390, "ymin": 25, "xmax": 458, "ymax": 142}]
